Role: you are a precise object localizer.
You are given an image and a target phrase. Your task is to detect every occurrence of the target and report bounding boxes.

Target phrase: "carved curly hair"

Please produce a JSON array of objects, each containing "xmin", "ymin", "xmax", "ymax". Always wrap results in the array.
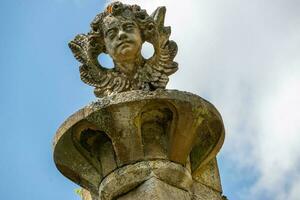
[{"xmin": 87, "ymin": 1, "xmax": 158, "ymax": 54}]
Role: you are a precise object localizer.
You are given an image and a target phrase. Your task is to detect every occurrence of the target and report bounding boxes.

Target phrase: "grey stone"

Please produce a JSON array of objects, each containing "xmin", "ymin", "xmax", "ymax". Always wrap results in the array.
[
  {"xmin": 193, "ymin": 158, "xmax": 222, "ymax": 193},
  {"xmin": 53, "ymin": 89, "xmax": 226, "ymax": 199},
  {"xmin": 192, "ymin": 181, "xmax": 223, "ymax": 200},
  {"xmin": 118, "ymin": 177, "xmax": 191, "ymax": 200},
  {"xmin": 99, "ymin": 160, "xmax": 192, "ymax": 200},
  {"xmin": 53, "ymin": 90, "xmax": 225, "ymax": 195}
]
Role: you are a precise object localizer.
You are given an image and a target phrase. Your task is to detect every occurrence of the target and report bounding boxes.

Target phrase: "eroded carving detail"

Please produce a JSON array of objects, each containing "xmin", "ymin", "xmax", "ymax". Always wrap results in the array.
[
  {"xmin": 69, "ymin": 1, "xmax": 178, "ymax": 97},
  {"xmin": 140, "ymin": 105, "xmax": 173, "ymax": 158}
]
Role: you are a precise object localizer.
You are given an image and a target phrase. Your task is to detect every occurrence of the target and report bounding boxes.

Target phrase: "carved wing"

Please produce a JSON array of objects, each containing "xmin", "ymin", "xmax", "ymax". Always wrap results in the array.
[
  {"xmin": 69, "ymin": 33, "xmax": 129, "ymax": 97},
  {"xmin": 69, "ymin": 3, "xmax": 178, "ymax": 97},
  {"xmin": 69, "ymin": 33, "xmax": 108, "ymax": 86},
  {"xmin": 144, "ymin": 7, "xmax": 178, "ymax": 89}
]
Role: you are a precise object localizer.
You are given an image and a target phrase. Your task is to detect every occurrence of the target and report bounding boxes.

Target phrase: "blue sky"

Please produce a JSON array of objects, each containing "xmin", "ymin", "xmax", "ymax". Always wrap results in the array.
[
  {"xmin": 1, "ymin": 1, "xmax": 300, "ymax": 200},
  {"xmin": 0, "ymin": 0, "xmax": 106, "ymax": 199}
]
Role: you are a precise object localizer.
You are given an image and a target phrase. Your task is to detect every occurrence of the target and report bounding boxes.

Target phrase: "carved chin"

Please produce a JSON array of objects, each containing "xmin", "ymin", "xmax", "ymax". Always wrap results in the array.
[
  {"xmin": 117, "ymin": 45, "xmax": 138, "ymax": 59},
  {"xmin": 120, "ymin": 46, "xmax": 132, "ymax": 55}
]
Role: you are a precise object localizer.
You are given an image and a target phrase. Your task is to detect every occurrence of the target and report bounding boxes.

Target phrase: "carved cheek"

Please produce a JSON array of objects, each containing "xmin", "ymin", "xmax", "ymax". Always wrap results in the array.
[
  {"xmin": 133, "ymin": 30, "xmax": 142, "ymax": 44},
  {"xmin": 128, "ymin": 31, "xmax": 140, "ymax": 45},
  {"xmin": 105, "ymin": 39, "xmax": 115, "ymax": 55}
]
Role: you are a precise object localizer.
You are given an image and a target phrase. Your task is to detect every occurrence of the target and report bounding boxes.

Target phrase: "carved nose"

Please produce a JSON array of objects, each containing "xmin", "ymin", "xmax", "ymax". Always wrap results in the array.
[{"xmin": 118, "ymin": 30, "xmax": 127, "ymax": 40}]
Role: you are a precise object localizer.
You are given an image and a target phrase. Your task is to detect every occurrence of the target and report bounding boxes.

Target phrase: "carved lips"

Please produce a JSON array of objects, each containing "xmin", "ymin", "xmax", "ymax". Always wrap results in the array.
[
  {"xmin": 116, "ymin": 40, "xmax": 136, "ymax": 54},
  {"xmin": 117, "ymin": 40, "xmax": 134, "ymax": 48}
]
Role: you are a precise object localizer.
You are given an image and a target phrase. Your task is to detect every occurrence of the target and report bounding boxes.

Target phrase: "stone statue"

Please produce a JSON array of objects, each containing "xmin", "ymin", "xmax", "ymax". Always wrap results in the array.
[
  {"xmin": 69, "ymin": 1, "xmax": 178, "ymax": 97},
  {"xmin": 54, "ymin": 2, "xmax": 227, "ymax": 200}
]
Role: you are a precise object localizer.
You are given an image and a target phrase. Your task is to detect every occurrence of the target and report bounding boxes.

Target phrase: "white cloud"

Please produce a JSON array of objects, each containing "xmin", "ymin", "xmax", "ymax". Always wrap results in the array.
[
  {"xmin": 107, "ymin": 1, "xmax": 300, "ymax": 199},
  {"xmin": 251, "ymin": 68, "xmax": 300, "ymax": 199}
]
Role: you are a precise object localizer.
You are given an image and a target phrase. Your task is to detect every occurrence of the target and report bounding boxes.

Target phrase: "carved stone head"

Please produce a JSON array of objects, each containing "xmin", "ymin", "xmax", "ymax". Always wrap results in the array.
[
  {"xmin": 69, "ymin": 2, "xmax": 178, "ymax": 97},
  {"xmin": 103, "ymin": 16, "xmax": 142, "ymax": 65}
]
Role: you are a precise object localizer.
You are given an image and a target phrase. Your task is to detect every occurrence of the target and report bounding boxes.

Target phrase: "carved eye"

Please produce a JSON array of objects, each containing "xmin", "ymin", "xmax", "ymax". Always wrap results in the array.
[
  {"xmin": 124, "ymin": 24, "xmax": 134, "ymax": 31},
  {"xmin": 106, "ymin": 29, "xmax": 117, "ymax": 39}
]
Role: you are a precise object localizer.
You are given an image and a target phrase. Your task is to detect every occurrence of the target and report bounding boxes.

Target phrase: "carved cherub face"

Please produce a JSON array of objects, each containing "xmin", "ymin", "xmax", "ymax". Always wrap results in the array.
[
  {"xmin": 69, "ymin": 2, "xmax": 178, "ymax": 97},
  {"xmin": 103, "ymin": 16, "xmax": 142, "ymax": 63}
]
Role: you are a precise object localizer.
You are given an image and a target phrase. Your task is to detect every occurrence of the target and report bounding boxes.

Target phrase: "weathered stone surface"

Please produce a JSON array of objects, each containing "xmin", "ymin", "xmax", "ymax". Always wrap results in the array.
[
  {"xmin": 99, "ymin": 160, "xmax": 192, "ymax": 200},
  {"xmin": 55, "ymin": 3, "xmax": 227, "ymax": 199},
  {"xmin": 82, "ymin": 188, "xmax": 98, "ymax": 200},
  {"xmin": 192, "ymin": 181, "xmax": 223, "ymax": 200},
  {"xmin": 118, "ymin": 177, "xmax": 191, "ymax": 200},
  {"xmin": 116, "ymin": 177, "xmax": 225, "ymax": 200},
  {"xmin": 193, "ymin": 158, "xmax": 222, "ymax": 192},
  {"xmin": 69, "ymin": 1, "xmax": 178, "ymax": 97},
  {"xmin": 53, "ymin": 89, "xmax": 225, "ymax": 196}
]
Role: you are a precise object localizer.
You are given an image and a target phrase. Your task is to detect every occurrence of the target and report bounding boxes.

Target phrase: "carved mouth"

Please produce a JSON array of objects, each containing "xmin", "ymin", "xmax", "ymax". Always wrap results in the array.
[{"xmin": 117, "ymin": 40, "xmax": 134, "ymax": 48}]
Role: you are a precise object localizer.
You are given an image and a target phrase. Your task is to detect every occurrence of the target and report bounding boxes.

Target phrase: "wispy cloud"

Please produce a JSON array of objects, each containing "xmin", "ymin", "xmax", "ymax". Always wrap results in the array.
[{"xmin": 107, "ymin": 0, "xmax": 300, "ymax": 199}]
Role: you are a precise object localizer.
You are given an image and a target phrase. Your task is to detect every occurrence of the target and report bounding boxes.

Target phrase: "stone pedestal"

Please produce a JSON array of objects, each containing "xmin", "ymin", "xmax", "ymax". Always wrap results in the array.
[
  {"xmin": 53, "ymin": 90, "xmax": 226, "ymax": 199},
  {"xmin": 118, "ymin": 177, "xmax": 190, "ymax": 200}
]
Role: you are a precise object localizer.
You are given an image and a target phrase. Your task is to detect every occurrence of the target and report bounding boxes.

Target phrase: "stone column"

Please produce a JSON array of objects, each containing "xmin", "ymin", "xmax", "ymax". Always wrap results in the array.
[{"xmin": 53, "ymin": 90, "xmax": 226, "ymax": 199}]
